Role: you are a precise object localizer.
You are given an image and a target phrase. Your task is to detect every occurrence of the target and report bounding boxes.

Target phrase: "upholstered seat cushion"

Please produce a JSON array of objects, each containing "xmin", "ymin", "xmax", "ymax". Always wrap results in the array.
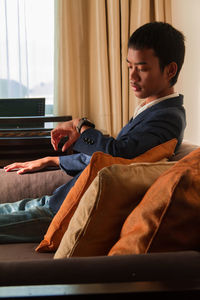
[{"xmin": 0, "ymin": 243, "xmax": 54, "ymax": 262}]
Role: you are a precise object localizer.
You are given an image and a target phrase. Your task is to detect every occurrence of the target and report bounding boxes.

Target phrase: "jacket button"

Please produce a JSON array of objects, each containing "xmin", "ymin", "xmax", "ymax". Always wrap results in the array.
[
  {"xmin": 83, "ymin": 137, "xmax": 88, "ymax": 143},
  {"xmin": 83, "ymin": 137, "xmax": 94, "ymax": 145}
]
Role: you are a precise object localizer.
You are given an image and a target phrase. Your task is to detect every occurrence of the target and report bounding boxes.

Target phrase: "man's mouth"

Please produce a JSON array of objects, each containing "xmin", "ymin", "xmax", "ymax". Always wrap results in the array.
[{"xmin": 130, "ymin": 82, "xmax": 142, "ymax": 92}]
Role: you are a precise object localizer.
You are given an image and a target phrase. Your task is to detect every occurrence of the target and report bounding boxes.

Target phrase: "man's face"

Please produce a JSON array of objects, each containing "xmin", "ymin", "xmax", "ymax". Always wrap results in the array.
[{"xmin": 127, "ymin": 48, "xmax": 172, "ymax": 102}]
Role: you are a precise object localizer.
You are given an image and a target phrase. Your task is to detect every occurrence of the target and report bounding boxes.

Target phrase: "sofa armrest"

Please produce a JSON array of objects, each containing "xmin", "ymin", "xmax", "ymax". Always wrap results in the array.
[
  {"xmin": 171, "ymin": 140, "xmax": 199, "ymax": 161},
  {"xmin": 0, "ymin": 168, "xmax": 72, "ymax": 204}
]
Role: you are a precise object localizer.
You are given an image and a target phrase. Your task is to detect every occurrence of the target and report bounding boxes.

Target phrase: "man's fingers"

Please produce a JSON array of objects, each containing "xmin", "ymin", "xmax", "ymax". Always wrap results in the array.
[
  {"xmin": 62, "ymin": 141, "xmax": 70, "ymax": 152},
  {"xmin": 5, "ymin": 162, "xmax": 37, "ymax": 174},
  {"xmin": 51, "ymin": 135, "xmax": 58, "ymax": 150},
  {"xmin": 51, "ymin": 125, "xmax": 72, "ymax": 151},
  {"xmin": 51, "ymin": 139, "xmax": 58, "ymax": 151},
  {"xmin": 17, "ymin": 168, "xmax": 27, "ymax": 175},
  {"xmin": 4, "ymin": 163, "xmax": 23, "ymax": 172},
  {"xmin": 51, "ymin": 130, "xmax": 60, "ymax": 149},
  {"xmin": 61, "ymin": 134, "xmax": 78, "ymax": 152},
  {"xmin": 51, "ymin": 120, "xmax": 80, "ymax": 152},
  {"xmin": 51, "ymin": 133, "xmax": 64, "ymax": 151}
]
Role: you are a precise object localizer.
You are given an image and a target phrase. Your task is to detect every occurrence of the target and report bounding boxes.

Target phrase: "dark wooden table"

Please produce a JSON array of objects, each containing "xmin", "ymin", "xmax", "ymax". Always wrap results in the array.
[{"xmin": 0, "ymin": 115, "xmax": 72, "ymax": 166}]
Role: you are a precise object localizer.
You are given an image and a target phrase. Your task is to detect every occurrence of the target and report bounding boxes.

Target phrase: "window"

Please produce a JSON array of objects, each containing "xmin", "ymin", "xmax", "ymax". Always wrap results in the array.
[{"xmin": 0, "ymin": 0, "xmax": 54, "ymax": 114}]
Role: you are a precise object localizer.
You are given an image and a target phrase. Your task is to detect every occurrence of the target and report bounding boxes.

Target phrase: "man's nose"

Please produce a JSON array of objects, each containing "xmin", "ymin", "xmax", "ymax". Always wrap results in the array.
[{"xmin": 130, "ymin": 68, "xmax": 140, "ymax": 82}]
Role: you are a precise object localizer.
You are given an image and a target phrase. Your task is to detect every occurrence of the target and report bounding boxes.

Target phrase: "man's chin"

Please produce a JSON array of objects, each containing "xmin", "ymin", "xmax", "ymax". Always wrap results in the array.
[{"xmin": 133, "ymin": 90, "xmax": 146, "ymax": 99}]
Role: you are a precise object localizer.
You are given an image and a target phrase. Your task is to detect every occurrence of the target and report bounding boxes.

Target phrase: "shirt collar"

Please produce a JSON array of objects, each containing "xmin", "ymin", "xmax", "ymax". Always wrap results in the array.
[{"xmin": 133, "ymin": 92, "xmax": 179, "ymax": 118}]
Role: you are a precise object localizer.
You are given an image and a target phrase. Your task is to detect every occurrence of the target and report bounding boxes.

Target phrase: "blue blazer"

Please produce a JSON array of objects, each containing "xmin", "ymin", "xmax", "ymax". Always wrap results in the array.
[
  {"xmin": 49, "ymin": 94, "xmax": 186, "ymax": 213},
  {"xmin": 73, "ymin": 94, "xmax": 186, "ymax": 158}
]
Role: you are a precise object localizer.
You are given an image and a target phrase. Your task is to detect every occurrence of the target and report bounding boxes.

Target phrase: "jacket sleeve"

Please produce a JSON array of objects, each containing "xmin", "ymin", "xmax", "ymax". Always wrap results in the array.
[
  {"xmin": 72, "ymin": 107, "xmax": 186, "ymax": 159},
  {"xmin": 59, "ymin": 153, "xmax": 91, "ymax": 176}
]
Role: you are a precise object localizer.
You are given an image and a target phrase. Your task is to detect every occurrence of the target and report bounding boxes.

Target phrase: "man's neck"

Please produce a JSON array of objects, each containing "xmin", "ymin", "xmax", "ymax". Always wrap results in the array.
[{"xmin": 145, "ymin": 87, "xmax": 175, "ymax": 104}]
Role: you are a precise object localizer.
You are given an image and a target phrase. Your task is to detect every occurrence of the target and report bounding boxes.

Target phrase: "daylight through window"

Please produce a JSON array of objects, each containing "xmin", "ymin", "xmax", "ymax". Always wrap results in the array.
[{"xmin": 0, "ymin": 0, "xmax": 54, "ymax": 114}]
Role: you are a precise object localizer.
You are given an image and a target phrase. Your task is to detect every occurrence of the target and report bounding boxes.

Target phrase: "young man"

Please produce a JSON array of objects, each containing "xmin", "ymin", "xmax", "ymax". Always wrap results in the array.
[{"xmin": 2, "ymin": 22, "xmax": 186, "ymax": 243}]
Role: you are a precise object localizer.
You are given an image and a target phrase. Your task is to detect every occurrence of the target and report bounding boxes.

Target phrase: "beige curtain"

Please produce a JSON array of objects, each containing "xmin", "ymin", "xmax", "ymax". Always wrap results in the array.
[{"xmin": 54, "ymin": 0, "xmax": 171, "ymax": 137}]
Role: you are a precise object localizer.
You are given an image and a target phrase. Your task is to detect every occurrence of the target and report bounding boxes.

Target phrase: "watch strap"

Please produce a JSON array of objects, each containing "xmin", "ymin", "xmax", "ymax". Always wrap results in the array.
[{"xmin": 76, "ymin": 117, "xmax": 95, "ymax": 133}]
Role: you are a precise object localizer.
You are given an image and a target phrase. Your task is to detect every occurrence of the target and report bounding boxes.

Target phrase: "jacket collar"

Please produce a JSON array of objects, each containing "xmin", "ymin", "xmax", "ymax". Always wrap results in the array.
[
  {"xmin": 132, "ymin": 94, "xmax": 184, "ymax": 125},
  {"xmin": 117, "ymin": 94, "xmax": 184, "ymax": 140},
  {"xmin": 134, "ymin": 92, "xmax": 180, "ymax": 118}
]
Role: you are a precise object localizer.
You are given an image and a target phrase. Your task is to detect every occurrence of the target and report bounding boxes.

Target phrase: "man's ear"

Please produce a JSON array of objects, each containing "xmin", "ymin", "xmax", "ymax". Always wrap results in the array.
[{"xmin": 166, "ymin": 62, "xmax": 178, "ymax": 81}]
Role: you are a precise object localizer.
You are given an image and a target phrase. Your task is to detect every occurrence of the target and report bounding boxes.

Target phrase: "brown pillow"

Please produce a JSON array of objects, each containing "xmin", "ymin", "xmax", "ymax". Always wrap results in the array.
[
  {"xmin": 36, "ymin": 139, "xmax": 177, "ymax": 252},
  {"xmin": 54, "ymin": 161, "xmax": 175, "ymax": 258},
  {"xmin": 108, "ymin": 147, "xmax": 200, "ymax": 256}
]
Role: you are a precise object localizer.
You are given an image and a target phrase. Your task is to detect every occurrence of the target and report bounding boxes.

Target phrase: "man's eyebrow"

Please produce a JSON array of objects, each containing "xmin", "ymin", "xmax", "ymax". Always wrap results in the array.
[
  {"xmin": 126, "ymin": 58, "xmax": 147, "ymax": 65},
  {"xmin": 134, "ymin": 62, "xmax": 147, "ymax": 65}
]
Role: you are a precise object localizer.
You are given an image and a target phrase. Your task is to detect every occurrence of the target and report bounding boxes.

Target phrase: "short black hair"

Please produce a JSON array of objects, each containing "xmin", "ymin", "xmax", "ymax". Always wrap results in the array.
[{"xmin": 128, "ymin": 22, "xmax": 185, "ymax": 86}]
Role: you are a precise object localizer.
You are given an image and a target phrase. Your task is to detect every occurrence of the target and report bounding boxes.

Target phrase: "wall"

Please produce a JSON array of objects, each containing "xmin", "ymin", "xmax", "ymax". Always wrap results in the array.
[{"xmin": 171, "ymin": 0, "xmax": 200, "ymax": 144}]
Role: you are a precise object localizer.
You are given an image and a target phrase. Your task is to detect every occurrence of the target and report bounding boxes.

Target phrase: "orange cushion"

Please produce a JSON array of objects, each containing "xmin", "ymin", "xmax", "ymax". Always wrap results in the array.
[
  {"xmin": 36, "ymin": 139, "xmax": 177, "ymax": 252},
  {"xmin": 108, "ymin": 146, "xmax": 200, "ymax": 256}
]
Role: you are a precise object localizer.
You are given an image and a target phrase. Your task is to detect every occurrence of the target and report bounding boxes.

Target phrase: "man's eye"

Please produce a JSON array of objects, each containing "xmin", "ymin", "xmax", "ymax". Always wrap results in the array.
[{"xmin": 138, "ymin": 68, "xmax": 147, "ymax": 72}]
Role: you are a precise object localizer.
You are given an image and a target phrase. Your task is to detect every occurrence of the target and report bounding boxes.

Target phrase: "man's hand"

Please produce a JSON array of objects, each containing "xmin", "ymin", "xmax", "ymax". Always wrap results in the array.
[
  {"xmin": 51, "ymin": 119, "xmax": 80, "ymax": 152},
  {"xmin": 4, "ymin": 157, "xmax": 59, "ymax": 175}
]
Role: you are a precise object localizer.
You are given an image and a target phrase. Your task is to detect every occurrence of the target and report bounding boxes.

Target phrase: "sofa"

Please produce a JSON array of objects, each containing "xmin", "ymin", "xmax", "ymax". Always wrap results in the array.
[{"xmin": 0, "ymin": 140, "xmax": 200, "ymax": 299}]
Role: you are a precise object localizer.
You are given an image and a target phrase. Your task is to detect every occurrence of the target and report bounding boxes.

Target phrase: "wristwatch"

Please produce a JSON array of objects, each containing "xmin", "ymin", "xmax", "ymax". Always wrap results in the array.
[{"xmin": 76, "ymin": 117, "xmax": 95, "ymax": 133}]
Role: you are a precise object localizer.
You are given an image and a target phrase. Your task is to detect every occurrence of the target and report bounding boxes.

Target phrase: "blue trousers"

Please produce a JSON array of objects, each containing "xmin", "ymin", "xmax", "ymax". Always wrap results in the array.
[
  {"xmin": 0, "ymin": 172, "xmax": 81, "ymax": 244},
  {"xmin": 0, "ymin": 196, "xmax": 54, "ymax": 244}
]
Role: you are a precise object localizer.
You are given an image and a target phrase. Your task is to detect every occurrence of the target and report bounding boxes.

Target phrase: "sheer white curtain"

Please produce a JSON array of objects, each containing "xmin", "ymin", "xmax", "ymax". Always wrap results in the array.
[
  {"xmin": 0, "ymin": 0, "xmax": 29, "ymax": 97},
  {"xmin": 0, "ymin": 0, "xmax": 54, "ymax": 111}
]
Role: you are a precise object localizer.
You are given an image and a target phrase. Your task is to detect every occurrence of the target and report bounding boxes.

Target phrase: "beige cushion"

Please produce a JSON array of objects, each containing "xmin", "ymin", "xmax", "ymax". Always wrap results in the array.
[{"xmin": 54, "ymin": 161, "xmax": 175, "ymax": 258}]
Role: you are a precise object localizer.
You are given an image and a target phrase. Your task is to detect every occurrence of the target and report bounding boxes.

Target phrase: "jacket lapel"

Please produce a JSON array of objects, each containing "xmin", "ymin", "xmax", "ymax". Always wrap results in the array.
[
  {"xmin": 117, "ymin": 95, "xmax": 183, "ymax": 140},
  {"xmin": 117, "ymin": 112, "xmax": 146, "ymax": 139}
]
